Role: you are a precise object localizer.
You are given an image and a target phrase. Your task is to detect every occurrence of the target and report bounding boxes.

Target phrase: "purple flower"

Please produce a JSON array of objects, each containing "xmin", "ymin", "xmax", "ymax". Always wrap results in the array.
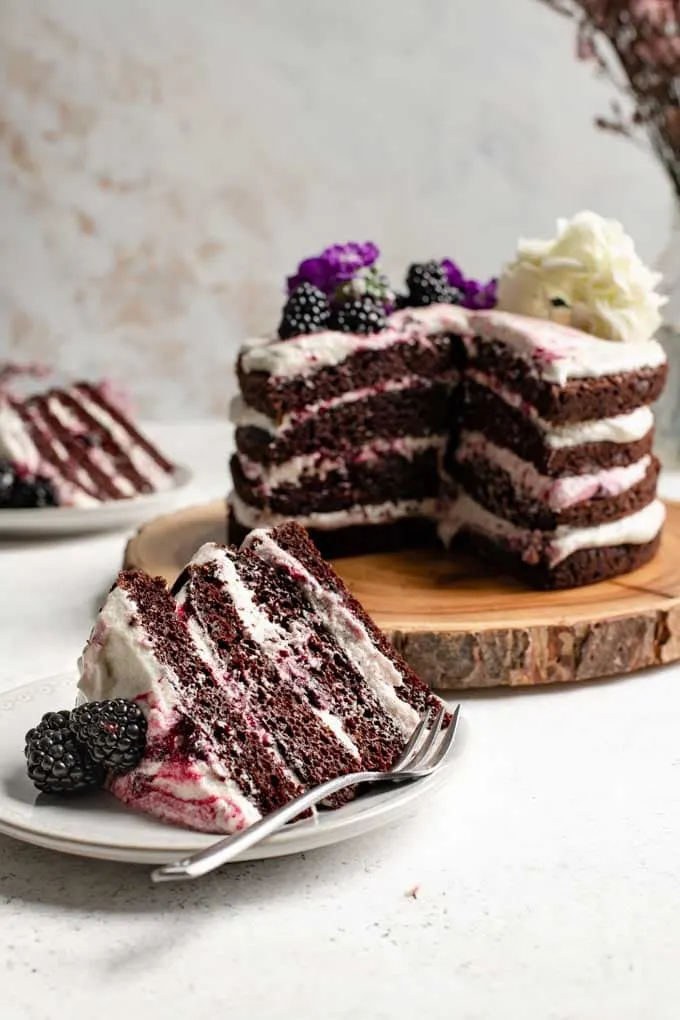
[
  {"xmin": 287, "ymin": 242, "xmax": 381, "ymax": 298},
  {"xmin": 441, "ymin": 258, "xmax": 497, "ymax": 310}
]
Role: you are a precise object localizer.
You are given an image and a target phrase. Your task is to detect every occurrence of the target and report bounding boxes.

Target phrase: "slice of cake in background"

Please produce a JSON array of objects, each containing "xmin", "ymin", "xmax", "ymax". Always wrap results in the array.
[
  {"xmin": 76, "ymin": 521, "xmax": 444, "ymax": 834},
  {"xmin": 228, "ymin": 243, "xmax": 472, "ymax": 557},
  {"xmin": 0, "ymin": 366, "xmax": 177, "ymax": 508},
  {"xmin": 438, "ymin": 210, "xmax": 669, "ymax": 589}
]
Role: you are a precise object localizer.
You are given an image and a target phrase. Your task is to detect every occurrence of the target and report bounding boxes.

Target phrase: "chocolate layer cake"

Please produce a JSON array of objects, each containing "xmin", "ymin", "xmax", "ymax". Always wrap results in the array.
[
  {"xmin": 78, "ymin": 522, "xmax": 443, "ymax": 834},
  {"xmin": 229, "ymin": 304, "xmax": 468, "ymax": 556},
  {"xmin": 0, "ymin": 379, "xmax": 176, "ymax": 508},
  {"xmin": 439, "ymin": 310, "xmax": 668, "ymax": 589},
  {"xmin": 228, "ymin": 234, "xmax": 668, "ymax": 588}
]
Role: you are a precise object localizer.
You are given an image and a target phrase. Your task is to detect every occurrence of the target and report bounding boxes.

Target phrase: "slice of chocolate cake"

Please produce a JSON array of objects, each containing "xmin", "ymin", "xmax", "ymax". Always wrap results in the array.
[
  {"xmin": 439, "ymin": 310, "xmax": 668, "ymax": 589},
  {"xmin": 78, "ymin": 521, "xmax": 444, "ymax": 834},
  {"xmin": 0, "ymin": 375, "xmax": 176, "ymax": 508}
]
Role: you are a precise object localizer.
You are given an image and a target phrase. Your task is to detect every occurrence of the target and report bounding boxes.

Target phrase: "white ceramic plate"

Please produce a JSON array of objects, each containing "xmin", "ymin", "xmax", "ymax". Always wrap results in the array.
[
  {"xmin": 0, "ymin": 466, "xmax": 193, "ymax": 536},
  {"xmin": 0, "ymin": 673, "xmax": 465, "ymax": 865}
]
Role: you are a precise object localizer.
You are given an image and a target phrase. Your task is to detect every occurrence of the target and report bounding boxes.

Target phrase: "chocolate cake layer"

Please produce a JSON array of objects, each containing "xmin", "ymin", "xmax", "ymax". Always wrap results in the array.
[
  {"xmin": 466, "ymin": 341, "xmax": 667, "ymax": 424},
  {"xmin": 236, "ymin": 381, "xmax": 454, "ymax": 466},
  {"xmin": 230, "ymin": 446, "xmax": 441, "ymax": 516},
  {"xmin": 239, "ymin": 334, "xmax": 463, "ymax": 418},
  {"xmin": 458, "ymin": 380, "xmax": 655, "ymax": 475},
  {"xmin": 453, "ymin": 454, "xmax": 660, "ymax": 531},
  {"xmin": 454, "ymin": 528, "xmax": 661, "ymax": 591},
  {"xmin": 228, "ymin": 505, "xmax": 438, "ymax": 558}
]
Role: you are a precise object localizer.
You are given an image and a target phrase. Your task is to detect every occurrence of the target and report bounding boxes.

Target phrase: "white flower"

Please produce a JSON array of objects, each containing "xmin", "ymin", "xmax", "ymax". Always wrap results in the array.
[{"xmin": 497, "ymin": 211, "xmax": 667, "ymax": 343}]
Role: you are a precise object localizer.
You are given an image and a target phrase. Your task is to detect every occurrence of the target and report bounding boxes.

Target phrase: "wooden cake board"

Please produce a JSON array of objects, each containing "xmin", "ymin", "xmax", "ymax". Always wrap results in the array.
[{"xmin": 124, "ymin": 499, "xmax": 680, "ymax": 691}]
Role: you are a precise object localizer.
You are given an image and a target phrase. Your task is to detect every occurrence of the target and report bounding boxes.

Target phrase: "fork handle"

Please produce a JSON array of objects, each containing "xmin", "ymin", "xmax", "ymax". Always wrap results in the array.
[{"xmin": 151, "ymin": 769, "xmax": 411, "ymax": 882}]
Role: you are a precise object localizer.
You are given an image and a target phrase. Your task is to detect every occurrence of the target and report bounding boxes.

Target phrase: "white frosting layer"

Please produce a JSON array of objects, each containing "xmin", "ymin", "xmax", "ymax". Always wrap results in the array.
[
  {"xmin": 238, "ymin": 434, "xmax": 446, "ymax": 492},
  {"xmin": 230, "ymin": 490, "xmax": 438, "ymax": 531},
  {"xmin": 456, "ymin": 431, "xmax": 652, "ymax": 510},
  {"xmin": 467, "ymin": 370, "xmax": 655, "ymax": 448},
  {"xmin": 0, "ymin": 399, "xmax": 39, "ymax": 470},
  {"xmin": 438, "ymin": 492, "xmax": 665, "ymax": 566},
  {"xmin": 245, "ymin": 530, "xmax": 419, "ymax": 736},
  {"xmin": 388, "ymin": 303, "xmax": 470, "ymax": 336},
  {"xmin": 239, "ymin": 302, "xmax": 467, "ymax": 381},
  {"xmin": 230, "ymin": 375, "xmax": 441, "ymax": 436},
  {"xmin": 468, "ymin": 309, "xmax": 666, "ymax": 385}
]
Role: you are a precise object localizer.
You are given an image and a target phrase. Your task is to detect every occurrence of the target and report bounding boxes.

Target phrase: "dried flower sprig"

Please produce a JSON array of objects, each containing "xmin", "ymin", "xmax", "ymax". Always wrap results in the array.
[{"xmin": 539, "ymin": 0, "xmax": 680, "ymax": 196}]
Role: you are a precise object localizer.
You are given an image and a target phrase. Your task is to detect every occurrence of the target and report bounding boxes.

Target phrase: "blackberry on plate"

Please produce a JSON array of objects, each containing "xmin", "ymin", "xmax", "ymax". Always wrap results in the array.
[
  {"xmin": 406, "ymin": 260, "xmax": 460, "ymax": 307},
  {"xmin": 25, "ymin": 710, "xmax": 104, "ymax": 795},
  {"xmin": 278, "ymin": 283, "xmax": 331, "ymax": 339},
  {"xmin": 11, "ymin": 475, "xmax": 58, "ymax": 509},
  {"xmin": 331, "ymin": 296, "xmax": 387, "ymax": 335},
  {"xmin": 70, "ymin": 699, "xmax": 147, "ymax": 774}
]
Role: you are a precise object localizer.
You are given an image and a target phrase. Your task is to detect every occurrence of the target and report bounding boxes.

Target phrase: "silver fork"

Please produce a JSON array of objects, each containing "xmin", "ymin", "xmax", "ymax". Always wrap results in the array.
[{"xmin": 151, "ymin": 703, "xmax": 460, "ymax": 883}]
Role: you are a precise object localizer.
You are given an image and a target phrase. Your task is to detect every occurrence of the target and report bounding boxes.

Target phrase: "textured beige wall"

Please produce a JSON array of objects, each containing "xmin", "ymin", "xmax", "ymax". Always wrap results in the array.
[{"xmin": 0, "ymin": 0, "xmax": 672, "ymax": 417}]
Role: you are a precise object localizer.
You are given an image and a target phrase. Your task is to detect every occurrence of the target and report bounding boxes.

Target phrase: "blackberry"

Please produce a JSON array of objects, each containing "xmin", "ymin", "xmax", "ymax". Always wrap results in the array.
[
  {"xmin": 331, "ymin": 296, "xmax": 387, "ymax": 335},
  {"xmin": 25, "ymin": 711, "xmax": 104, "ymax": 795},
  {"xmin": 278, "ymin": 283, "xmax": 331, "ymax": 339},
  {"xmin": 0, "ymin": 460, "xmax": 16, "ymax": 506},
  {"xmin": 406, "ymin": 260, "xmax": 460, "ymax": 307},
  {"xmin": 70, "ymin": 699, "xmax": 147, "ymax": 774},
  {"xmin": 9, "ymin": 475, "xmax": 58, "ymax": 508}
]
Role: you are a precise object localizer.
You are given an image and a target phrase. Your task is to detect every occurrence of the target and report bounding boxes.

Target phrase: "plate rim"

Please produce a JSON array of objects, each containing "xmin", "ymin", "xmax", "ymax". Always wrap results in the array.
[{"xmin": 0, "ymin": 673, "xmax": 464, "ymax": 865}]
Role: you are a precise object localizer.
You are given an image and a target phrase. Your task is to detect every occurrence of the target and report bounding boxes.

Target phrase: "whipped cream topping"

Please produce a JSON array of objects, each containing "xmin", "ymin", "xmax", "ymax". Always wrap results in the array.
[
  {"xmin": 496, "ymin": 211, "xmax": 666, "ymax": 344},
  {"xmin": 467, "ymin": 370, "xmax": 655, "ymax": 448},
  {"xmin": 468, "ymin": 310, "xmax": 667, "ymax": 385},
  {"xmin": 230, "ymin": 491, "xmax": 438, "ymax": 531},
  {"xmin": 456, "ymin": 430, "xmax": 652, "ymax": 509},
  {"xmin": 237, "ymin": 434, "xmax": 447, "ymax": 492},
  {"xmin": 438, "ymin": 492, "xmax": 665, "ymax": 566},
  {"xmin": 387, "ymin": 303, "xmax": 470, "ymax": 336}
]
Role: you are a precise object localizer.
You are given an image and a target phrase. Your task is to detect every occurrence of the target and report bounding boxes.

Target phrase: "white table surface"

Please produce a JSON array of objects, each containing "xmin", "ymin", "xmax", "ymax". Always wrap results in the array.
[{"xmin": 3, "ymin": 421, "xmax": 680, "ymax": 1020}]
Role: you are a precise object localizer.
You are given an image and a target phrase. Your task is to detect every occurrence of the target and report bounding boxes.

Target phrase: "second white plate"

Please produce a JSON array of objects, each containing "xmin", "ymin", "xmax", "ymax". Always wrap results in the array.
[{"xmin": 0, "ymin": 673, "xmax": 466, "ymax": 865}]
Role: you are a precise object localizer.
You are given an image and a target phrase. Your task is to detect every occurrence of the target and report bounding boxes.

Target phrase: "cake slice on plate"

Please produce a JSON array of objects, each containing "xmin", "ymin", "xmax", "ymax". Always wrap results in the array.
[
  {"xmin": 76, "ymin": 522, "xmax": 444, "ymax": 833},
  {"xmin": 439, "ymin": 310, "xmax": 668, "ymax": 589},
  {"xmin": 0, "ymin": 370, "xmax": 176, "ymax": 508}
]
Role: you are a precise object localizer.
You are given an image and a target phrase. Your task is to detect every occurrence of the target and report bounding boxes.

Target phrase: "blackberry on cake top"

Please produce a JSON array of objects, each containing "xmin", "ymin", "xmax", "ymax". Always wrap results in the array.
[
  {"xmin": 277, "ymin": 241, "xmax": 395, "ymax": 338},
  {"xmin": 400, "ymin": 258, "xmax": 497, "ymax": 311}
]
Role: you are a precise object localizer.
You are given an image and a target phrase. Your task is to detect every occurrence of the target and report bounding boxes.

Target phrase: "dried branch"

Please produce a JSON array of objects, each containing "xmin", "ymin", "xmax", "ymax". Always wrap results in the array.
[{"xmin": 538, "ymin": 0, "xmax": 680, "ymax": 197}]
